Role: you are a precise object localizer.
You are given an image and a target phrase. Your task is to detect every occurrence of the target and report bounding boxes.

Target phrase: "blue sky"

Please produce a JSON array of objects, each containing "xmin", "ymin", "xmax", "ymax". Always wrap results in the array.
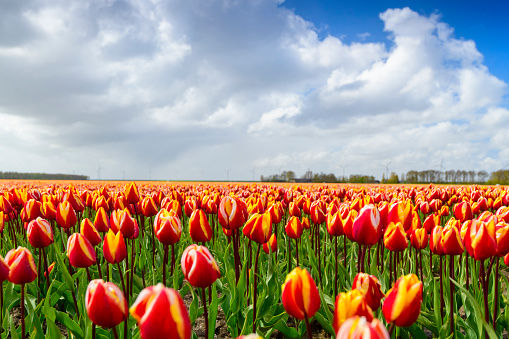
[
  {"xmin": 283, "ymin": 0, "xmax": 509, "ymax": 97},
  {"xmin": 0, "ymin": 0, "xmax": 508, "ymax": 181}
]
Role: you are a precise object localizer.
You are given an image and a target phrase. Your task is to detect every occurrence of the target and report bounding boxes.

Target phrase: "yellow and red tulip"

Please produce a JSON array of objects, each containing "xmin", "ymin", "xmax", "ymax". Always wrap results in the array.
[
  {"xmin": 453, "ymin": 201, "xmax": 473, "ymax": 223},
  {"xmin": 410, "ymin": 228, "xmax": 428, "ymax": 250},
  {"xmin": 154, "ymin": 209, "xmax": 182, "ymax": 246},
  {"xmin": 181, "ymin": 244, "xmax": 221, "ymax": 288},
  {"xmin": 5, "ymin": 247, "xmax": 37, "ymax": 284},
  {"xmin": 130, "ymin": 284, "xmax": 192, "ymax": 339},
  {"xmin": 463, "ymin": 219, "xmax": 497, "ymax": 261},
  {"xmin": 103, "ymin": 229, "xmax": 127, "ymax": 264},
  {"xmin": 351, "ymin": 273, "xmax": 385, "ymax": 311},
  {"xmin": 124, "ymin": 182, "xmax": 140, "ymax": 204},
  {"xmin": 383, "ymin": 222, "xmax": 408, "ymax": 252},
  {"xmin": 352, "ymin": 205, "xmax": 382, "ymax": 246},
  {"xmin": 27, "ymin": 217, "xmax": 54, "ymax": 248},
  {"xmin": 263, "ymin": 233, "xmax": 277, "ymax": 254},
  {"xmin": 243, "ymin": 212, "xmax": 272, "ymax": 244},
  {"xmin": 189, "ymin": 209, "xmax": 212, "ymax": 243},
  {"xmin": 382, "ymin": 274, "xmax": 422, "ymax": 327},
  {"xmin": 285, "ymin": 216, "xmax": 303, "ymax": 239},
  {"xmin": 80, "ymin": 218, "xmax": 102, "ymax": 247},
  {"xmin": 333, "ymin": 289, "xmax": 374, "ymax": 333},
  {"xmin": 218, "ymin": 196, "xmax": 247, "ymax": 230},
  {"xmin": 281, "ymin": 267, "xmax": 320, "ymax": 320},
  {"xmin": 56, "ymin": 201, "xmax": 77, "ymax": 229},
  {"xmin": 67, "ymin": 233, "xmax": 97, "ymax": 268},
  {"xmin": 86, "ymin": 279, "xmax": 127, "ymax": 328},
  {"xmin": 336, "ymin": 316, "xmax": 389, "ymax": 339},
  {"xmin": 440, "ymin": 224, "xmax": 464, "ymax": 256}
]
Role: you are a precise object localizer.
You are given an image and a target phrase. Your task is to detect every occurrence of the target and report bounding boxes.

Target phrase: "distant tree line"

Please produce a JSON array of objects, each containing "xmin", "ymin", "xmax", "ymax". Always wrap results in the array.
[
  {"xmin": 261, "ymin": 169, "xmax": 509, "ymax": 185},
  {"xmin": 0, "ymin": 171, "xmax": 89, "ymax": 180}
]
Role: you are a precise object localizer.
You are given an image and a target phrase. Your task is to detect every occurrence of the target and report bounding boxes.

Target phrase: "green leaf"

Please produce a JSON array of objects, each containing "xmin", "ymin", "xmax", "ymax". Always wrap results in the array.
[
  {"xmin": 273, "ymin": 319, "xmax": 299, "ymax": 339},
  {"xmin": 314, "ymin": 311, "xmax": 335, "ymax": 336},
  {"xmin": 52, "ymin": 244, "xmax": 75, "ymax": 293},
  {"xmin": 10, "ymin": 313, "xmax": 20, "ymax": 339},
  {"xmin": 433, "ymin": 277, "xmax": 443, "ymax": 330},
  {"xmin": 404, "ymin": 323, "xmax": 427, "ymax": 339},
  {"xmin": 54, "ymin": 310, "xmax": 84, "ymax": 339},
  {"xmin": 208, "ymin": 284, "xmax": 219, "ymax": 339}
]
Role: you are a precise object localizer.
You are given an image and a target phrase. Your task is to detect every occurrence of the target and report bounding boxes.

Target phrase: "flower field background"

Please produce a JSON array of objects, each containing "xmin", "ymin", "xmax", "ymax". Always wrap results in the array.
[{"xmin": 0, "ymin": 180, "xmax": 508, "ymax": 339}]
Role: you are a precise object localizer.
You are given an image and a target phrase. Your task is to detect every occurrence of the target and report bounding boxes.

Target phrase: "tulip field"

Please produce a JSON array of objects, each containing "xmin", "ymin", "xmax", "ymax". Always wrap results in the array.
[{"xmin": 1, "ymin": 181, "xmax": 509, "ymax": 339}]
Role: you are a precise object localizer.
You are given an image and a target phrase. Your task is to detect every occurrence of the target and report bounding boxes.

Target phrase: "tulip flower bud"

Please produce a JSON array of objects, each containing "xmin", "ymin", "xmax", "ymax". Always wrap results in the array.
[
  {"xmin": 218, "ymin": 196, "xmax": 247, "ymax": 230},
  {"xmin": 86, "ymin": 279, "xmax": 127, "ymax": 328},
  {"xmin": 27, "ymin": 217, "xmax": 54, "ymax": 248},
  {"xmin": 124, "ymin": 182, "xmax": 140, "ymax": 204},
  {"xmin": 310, "ymin": 200, "xmax": 326, "ymax": 225},
  {"xmin": 333, "ymin": 289, "xmax": 374, "ymax": 333},
  {"xmin": 44, "ymin": 262, "xmax": 55, "ymax": 278},
  {"xmin": 103, "ymin": 229, "xmax": 127, "ymax": 264},
  {"xmin": 5, "ymin": 247, "xmax": 38, "ymax": 284},
  {"xmin": 181, "ymin": 244, "xmax": 221, "ymax": 288},
  {"xmin": 141, "ymin": 196, "xmax": 159, "ymax": 217},
  {"xmin": 382, "ymin": 274, "xmax": 422, "ymax": 327},
  {"xmin": 326, "ymin": 211, "xmax": 344, "ymax": 236},
  {"xmin": 336, "ymin": 316, "xmax": 390, "ymax": 339},
  {"xmin": 67, "ymin": 233, "xmax": 97, "ymax": 268},
  {"xmin": 21, "ymin": 199, "xmax": 43, "ymax": 223},
  {"xmin": 281, "ymin": 267, "xmax": 320, "ymax": 320},
  {"xmin": 94, "ymin": 207, "xmax": 111, "ymax": 233},
  {"xmin": 189, "ymin": 209, "xmax": 212, "ymax": 243},
  {"xmin": 80, "ymin": 218, "xmax": 102, "ymax": 247},
  {"xmin": 353, "ymin": 205, "xmax": 382, "ymax": 246},
  {"xmin": 56, "ymin": 201, "xmax": 77, "ymax": 229},
  {"xmin": 42, "ymin": 201, "xmax": 57, "ymax": 221},
  {"xmin": 154, "ymin": 209, "xmax": 182, "ymax": 246},
  {"xmin": 410, "ymin": 228, "xmax": 428, "ymax": 250},
  {"xmin": 430, "ymin": 226, "xmax": 444, "ymax": 255},
  {"xmin": 441, "ymin": 224, "xmax": 464, "ymax": 256},
  {"xmin": 302, "ymin": 216, "xmax": 311, "ymax": 230},
  {"xmin": 243, "ymin": 212, "xmax": 272, "ymax": 244},
  {"xmin": 114, "ymin": 209, "xmax": 137, "ymax": 238},
  {"xmin": 130, "ymin": 284, "xmax": 192, "ymax": 339},
  {"xmin": 268, "ymin": 202, "xmax": 283, "ymax": 224},
  {"xmin": 351, "ymin": 273, "xmax": 385, "ymax": 311},
  {"xmin": 384, "ymin": 222, "xmax": 408, "ymax": 252},
  {"xmin": 184, "ymin": 198, "xmax": 198, "ymax": 218},
  {"xmin": 285, "ymin": 216, "xmax": 303, "ymax": 239},
  {"xmin": 288, "ymin": 201, "xmax": 301, "ymax": 218},
  {"xmin": 263, "ymin": 233, "xmax": 277, "ymax": 254},
  {"xmin": 454, "ymin": 201, "xmax": 473, "ymax": 223},
  {"xmin": 463, "ymin": 220, "xmax": 497, "ymax": 261}
]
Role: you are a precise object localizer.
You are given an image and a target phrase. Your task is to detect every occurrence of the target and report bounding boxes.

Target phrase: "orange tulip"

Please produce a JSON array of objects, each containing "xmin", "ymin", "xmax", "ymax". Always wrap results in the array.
[
  {"xmin": 281, "ymin": 267, "xmax": 320, "ymax": 320},
  {"xmin": 243, "ymin": 212, "xmax": 272, "ymax": 244},
  {"xmin": 382, "ymin": 274, "xmax": 422, "ymax": 327},
  {"xmin": 56, "ymin": 201, "xmax": 77, "ymax": 229},
  {"xmin": 333, "ymin": 289, "xmax": 374, "ymax": 333},
  {"xmin": 351, "ymin": 273, "xmax": 385, "ymax": 311},
  {"xmin": 285, "ymin": 216, "xmax": 303, "ymax": 239},
  {"xmin": 103, "ymin": 229, "xmax": 127, "ymax": 264}
]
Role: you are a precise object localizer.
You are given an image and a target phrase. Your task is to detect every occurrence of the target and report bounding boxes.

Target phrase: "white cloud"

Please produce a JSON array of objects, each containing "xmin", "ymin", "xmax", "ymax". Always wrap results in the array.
[{"xmin": 0, "ymin": 1, "xmax": 507, "ymax": 180}]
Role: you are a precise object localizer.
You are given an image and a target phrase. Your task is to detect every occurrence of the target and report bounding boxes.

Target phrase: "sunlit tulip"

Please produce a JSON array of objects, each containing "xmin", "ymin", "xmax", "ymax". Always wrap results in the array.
[
  {"xmin": 454, "ymin": 201, "xmax": 473, "ymax": 223},
  {"xmin": 27, "ymin": 217, "xmax": 54, "ymax": 248},
  {"xmin": 21, "ymin": 199, "xmax": 43, "ymax": 223},
  {"xmin": 281, "ymin": 267, "xmax": 320, "ymax": 320},
  {"xmin": 333, "ymin": 289, "xmax": 374, "ymax": 333},
  {"xmin": 423, "ymin": 213, "xmax": 440, "ymax": 234},
  {"xmin": 130, "ymin": 284, "xmax": 192, "ymax": 339},
  {"xmin": 103, "ymin": 229, "xmax": 127, "ymax": 264},
  {"xmin": 243, "ymin": 212, "xmax": 272, "ymax": 244},
  {"xmin": 41, "ymin": 201, "xmax": 57, "ymax": 221},
  {"xmin": 236, "ymin": 335, "xmax": 263, "ymax": 339},
  {"xmin": 285, "ymin": 216, "xmax": 303, "ymax": 239},
  {"xmin": 86, "ymin": 279, "xmax": 127, "ymax": 328},
  {"xmin": 5, "ymin": 247, "xmax": 37, "ymax": 284},
  {"xmin": 263, "ymin": 233, "xmax": 277, "ymax": 254},
  {"xmin": 154, "ymin": 209, "xmax": 182, "ymax": 246},
  {"xmin": 496, "ymin": 206, "xmax": 509, "ymax": 223},
  {"xmin": 184, "ymin": 198, "xmax": 198, "ymax": 218},
  {"xmin": 463, "ymin": 220, "xmax": 497, "ymax": 261},
  {"xmin": 382, "ymin": 274, "xmax": 422, "ymax": 327},
  {"xmin": 441, "ymin": 224, "xmax": 464, "ymax": 256},
  {"xmin": 351, "ymin": 273, "xmax": 385, "ymax": 311},
  {"xmin": 384, "ymin": 222, "xmax": 408, "ymax": 252},
  {"xmin": 0, "ymin": 256, "xmax": 9, "ymax": 283},
  {"xmin": 94, "ymin": 207, "xmax": 111, "ymax": 233},
  {"xmin": 410, "ymin": 228, "xmax": 428, "ymax": 250},
  {"xmin": 336, "ymin": 316, "xmax": 390, "ymax": 339},
  {"xmin": 430, "ymin": 226, "xmax": 444, "ymax": 255},
  {"xmin": 80, "ymin": 218, "xmax": 102, "ymax": 247},
  {"xmin": 56, "ymin": 201, "xmax": 77, "ymax": 229},
  {"xmin": 181, "ymin": 245, "xmax": 221, "ymax": 288},
  {"xmin": 218, "ymin": 196, "xmax": 247, "ymax": 230},
  {"xmin": 352, "ymin": 205, "xmax": 382, "ymax": 246},
  {"xmin": 310, "ymin": 200, "xmax": 326, "ymax": 224},
  {"xmin": 288, "ymin": 201, "xmax": 301, "ymax": 217},
  {"xmin": 189, "ymin": 209, "xmax": 212, "ymax": 243},
  {"xmin": 67, "ymin": 233, "xmax": 97, "ymax": 268},
  {"xmin": 326, "ymin": 211, "xmax": 344, "ymax": 236},
  {"xmin": 141, "ymin": 196, "xmax": 159, "ymax": 217},
  {"xmin": 496, "ymin": 222, "xmax": 509, "ymax": 256},
  {"xmin": 124, "ymin": 182, "xmax": 140, "ymax": 204}
]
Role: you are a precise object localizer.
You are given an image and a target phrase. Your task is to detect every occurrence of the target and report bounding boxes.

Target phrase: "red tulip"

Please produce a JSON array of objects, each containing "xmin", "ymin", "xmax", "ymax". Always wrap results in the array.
[
  {"xmin": 124, "ymin": 182, "xmax": 140, "ymax": 204},
  {"xmin": 263, "ymin": 233, "xmax": 277, "ymax": 254},
  {"xmin": 384, "ymin": 222, "xmax": 408, "ymax": 252},
  {"xmin": 351, "ymin": 273, "xmax": 385, "ymax": 311},
  {"xmin": 27, "ymin": 217, "xmax": 54, "ymax": 248},
  {"xmin": 0, "ymin": 256, "xmax": 9, "ymax": 283},
  {"xmin": 181, "ymin": 244, "xmax": 221, "ymax": 288},
  {"xmin": 382, "ymin": 274, "xmax": 422, "ymax": 327},
  {"xmin": 410, "ymin": 228, "xmax": 428, "ymax": 250},
  {"xmin": 353, "ymin": 205, "xmax": 382, "ymax": 246},
  {"xmin": 56, "ymin": 201, "xmax": 77, "ymax": 229},
  {"xmin": 454, "ymin": 201, "xmax": 473, "ymax": 223},
  {"xmin": 103, "ymin": 229, "xmax": 127, "ymax": 264},
  {"xmin": 243, "ymin": 212, "xmax": 272, "ymax": 244},
  {"xmin": 326, "ymin": 211, "xmax": 344, "ymax": 236},
  {"xmin": 336, "ymin": 316, "xmax": 389, "ymax": 339},
  {"xmin": 130, "ymin": 284, "xmax": 192, "ymax": 339},
  {"xmin": 463, "ymin": 219, "xmax": 497, "ymax": 261},
  {"xmin": 441, "ymin": 224, "xmax": 464, "ymax": 256},
  {"xmin": 94, "ymin": 207, "xmax": 111, "ymax": 233},
  {"xmin": 154, "ymin": 209, "xmax": 182, "ymax": 245},
  {"xmin": 86, "ymin": 279, "xmax": 127, "ymax": 328},
  {"xmin": 218, "ymin": 196, "xmax": 247, "ymax": 230},
  {"xmin": 67, "ymin": 233, "xmax": 96, "ymax": 268},
  {"xmin": 333, "ymin": 290, "xmax": 374, "ymax": 333},
  {"xmin": 189, "ymin": 209, "xmax": 212, "ymax": 243},
  {"xmin": 281, "ymin": 267, "xmax": 320, "ymax": 320},
  {"xmin": 310, "ymin": 200, "xmax": 326, "ymax": 224},
  {"xmin": 5, "ymin": 247, "xmax": 37, "ymax": 284},
  {"xmin": 285, "ymin": 216, "xmax": 303, "ymax": 239},
  {"xmin": 141, "ymin": 196, "xmax": 159, "ymax": 217}
]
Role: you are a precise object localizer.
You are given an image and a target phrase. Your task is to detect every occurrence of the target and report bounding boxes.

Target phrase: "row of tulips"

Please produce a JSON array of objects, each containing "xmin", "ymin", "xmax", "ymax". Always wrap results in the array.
[{"xmin": 0, "ymin": 180, "xmax": 508, "ymax": 338}]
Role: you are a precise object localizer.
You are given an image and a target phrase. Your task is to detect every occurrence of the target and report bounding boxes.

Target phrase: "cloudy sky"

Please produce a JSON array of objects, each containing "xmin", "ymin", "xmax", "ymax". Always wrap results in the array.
[{"xmin": 1, "ymin": 0, "xmax": 508, "ymax": 181}]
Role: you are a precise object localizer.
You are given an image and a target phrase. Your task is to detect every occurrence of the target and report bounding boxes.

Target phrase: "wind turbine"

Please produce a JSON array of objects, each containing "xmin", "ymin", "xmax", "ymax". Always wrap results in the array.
[
  {"xmin": 225, "ymin": 169, "xmax": 231, "ymax": 181},
  {"xmin": 380, "ymin": 161, "xmax": 391, "ymax": 181},
  {"xmin": 338, "ymin": 164, "xmax": 348, "ymax": 181},
  {"xmin": 250, "ymin": 167, "xmax": 256, "ymax": 181},
  {"xmin": 97, "ymin": 164, "xmax": 102, "ymax": 180}
]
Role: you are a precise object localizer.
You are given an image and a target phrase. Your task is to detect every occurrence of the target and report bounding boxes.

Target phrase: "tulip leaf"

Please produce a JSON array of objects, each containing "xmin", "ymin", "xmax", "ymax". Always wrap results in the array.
[
  {"xmin": 54, "ymin": 310, "xmax": 84, "ymax": 339},
  {"xmin": 240, "ymin": 305, "xmax": 253, "ymax": 336},
  {"xmin": 52, "ymin": 244, "xmax": 75, "ymax": 293},
  {"xmin": 450, "ymin": 278, "xmax": 498, "ymax": 339},
  {"xmin": 208, "ymin": 283, "xmax": 219, "ymax": 339},
  {"xmin": 272, "ymin": 319, "xmax": 299, "ymax": 339},
  {"xmin": 433, "ymin": 277, "xmax": 442, "ymax": 330},
  {"xmin": 25, "ymin": 296, "xmax": 44, "ymax": 339},
  {"xmin": 404, "ymin": 323, "xmax": 427, "ymax": 339},
  {"xmin": 10, "ymin": 313, "xmax": 20, "ymax": 339},
  {"xmin": 416, "ymin": 314, "xmax": 438, "ymax": 336},
  {"xmin": 314, "ymin": 311, "xmax": 335, "ymax": 336}
]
